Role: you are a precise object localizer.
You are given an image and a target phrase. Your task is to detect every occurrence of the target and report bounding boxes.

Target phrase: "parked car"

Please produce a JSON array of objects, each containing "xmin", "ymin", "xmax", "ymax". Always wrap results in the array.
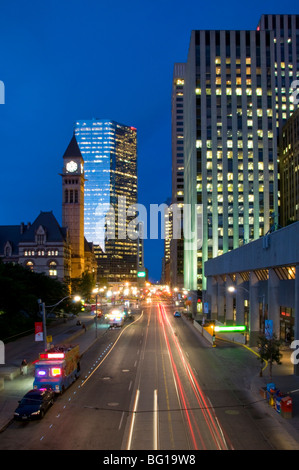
[
  {"xmin": 174, "ymin": 311, "xmax": 181, "ymax": 317},
  {"xmin": 14, "ymin": 389, "xmax": 55, "ymax": 421}
]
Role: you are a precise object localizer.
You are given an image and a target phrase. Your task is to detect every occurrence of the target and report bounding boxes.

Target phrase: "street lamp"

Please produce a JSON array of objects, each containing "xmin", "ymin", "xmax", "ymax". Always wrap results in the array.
[
  {"xmin": 227, "ymin": 285, "xmax": 249, "ymax": 337},
  {"xmin": 92, "ymin": 287, "xmax": 105, "ymax": 338},
  {"xmin": 227, "ymin": 285, "xmax": 249, "ymax": 294},
  {"xmin": 93, "ymin": 288, "xmax": 99, "ymax": 338},
  {"xmin": 37, "ymin": 295, "xmax": 81, "ymax": 351},
  {"xmin": 227, "ymin": 285, "xmax": 266, "ymax": 337}
]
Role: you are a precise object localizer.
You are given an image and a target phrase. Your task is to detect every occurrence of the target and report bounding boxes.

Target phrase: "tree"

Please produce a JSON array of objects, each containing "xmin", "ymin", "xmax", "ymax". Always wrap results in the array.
[
  {"xmin": 71, "ymin": 271, "xmax": 96, "ymax": 303},
  {"xmin": 0, "ymin": 260, "xmax": 68, "ymax": 340},
  {"xmin": 257, "ymin": 333, "xmax": 282, "ymax": 380}
]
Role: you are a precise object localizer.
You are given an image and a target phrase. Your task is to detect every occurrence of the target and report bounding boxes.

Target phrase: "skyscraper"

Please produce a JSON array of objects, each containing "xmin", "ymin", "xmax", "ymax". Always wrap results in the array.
[
  {"xmin": 279, "ymin": 107, "xmax": 299, "ymax": 227},
  {"xmin": 183, "ymin": 15, "xmax": 299, "ymax": 292},
  {"xmin": 257, "ymin": 15, "xmax": 299, "ymax": 129},
  {"xmin": 74, "ymin": 119, "xmax": 138, "ymax": 284},
  {"xmin": 170, "ymin": 63, "xmax": 185, "ymax": 288}
]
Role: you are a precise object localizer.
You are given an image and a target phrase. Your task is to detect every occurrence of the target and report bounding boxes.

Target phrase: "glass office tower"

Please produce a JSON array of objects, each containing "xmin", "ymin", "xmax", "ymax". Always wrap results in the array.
[
  {"xmin": 183, "ymin": 15, "xmax": 299, "ymax": 292},
  {"xmin": 74, "ymin": 119, "xmax": 138, "ymax": 283}
]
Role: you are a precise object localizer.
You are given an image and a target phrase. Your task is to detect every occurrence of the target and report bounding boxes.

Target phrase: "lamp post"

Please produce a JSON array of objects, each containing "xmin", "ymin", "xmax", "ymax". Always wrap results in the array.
[
  {"xmin": 37, "ymin": 295, "xmax": 81, "ymax": 351},
  {"xmin": 227, "ymin": 285, "xmax": 249, "ymax": 341},
  {"xmin": 93, "ymin": 288, "xmax": 104, "ymax": 338},
  {"xmin": 37, "ymin": 299, "xmax": 47, "ymax": 352},
  {"xmin": 93, "ymin": 288, "xmax": 99, "ymax": 338},
  {"xmin": 227, "ymin": 285, "xmax": 248, "ymax": 294},
  {"xmin": 227, "ymin": 285, "xmax": 266, "ymax": 342},
  {"xmin": 228, "ymin": 286, "xmax": 265, "ymax": 325}
]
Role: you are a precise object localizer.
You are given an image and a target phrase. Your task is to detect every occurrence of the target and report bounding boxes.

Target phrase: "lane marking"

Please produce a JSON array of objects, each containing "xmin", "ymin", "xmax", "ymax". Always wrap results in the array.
[
  {"xmin": 153, "ymin": 389, "xmax": 158, "ymax": 450},
  {"xmin": 80, "ymin": 312, "xmax": 143, "ymax": 388},
  {"xmin": 118, "ymin": 411, "xmax": 125, "ymax": 430},
  {"xmin": 126, "ymin": 389, "xmax": 140, "ymax": 450}
]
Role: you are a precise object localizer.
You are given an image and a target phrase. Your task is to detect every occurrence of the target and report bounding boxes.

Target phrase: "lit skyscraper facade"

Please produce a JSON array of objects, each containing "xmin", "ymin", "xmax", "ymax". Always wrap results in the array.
[
  {"xmin": 183, "ymin": 15, "xmax": 299, "ymax": 292},
  {"xmin": 257, "ymin": 15, "xmax": 299, "ymax": 130},
  {"xmin": 170, "ymin": 63, "xmax": 185, "ymax": 288},
  {"xmin": 279, "ymin": 107, "xmax": 299, "ymax": 227},
  {"xmin": 74, "ymin": 119, "xmax": 138, "ymax": 283}
]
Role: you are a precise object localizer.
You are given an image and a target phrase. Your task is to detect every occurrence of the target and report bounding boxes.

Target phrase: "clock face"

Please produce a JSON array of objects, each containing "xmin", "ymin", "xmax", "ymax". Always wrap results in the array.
[{"xmin": 66, "ymin": 160, "xmax": 78, "ymax": 173}]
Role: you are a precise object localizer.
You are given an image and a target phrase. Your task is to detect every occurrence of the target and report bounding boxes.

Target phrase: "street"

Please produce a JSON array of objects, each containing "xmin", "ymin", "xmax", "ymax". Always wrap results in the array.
[{"xmin": 0, "ymin": 303, "xmax": 275, "ymax": 450}]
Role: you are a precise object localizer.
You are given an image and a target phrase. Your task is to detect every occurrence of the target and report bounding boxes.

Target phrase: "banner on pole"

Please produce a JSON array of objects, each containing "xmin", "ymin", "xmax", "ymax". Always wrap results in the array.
[{"xmin": 35, "ymin": 322, "xmax": 43, "ymax": 342}]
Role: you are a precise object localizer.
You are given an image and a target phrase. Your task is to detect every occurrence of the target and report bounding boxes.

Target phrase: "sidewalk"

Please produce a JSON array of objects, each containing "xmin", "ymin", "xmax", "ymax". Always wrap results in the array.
[
  {"xmin": 248, "ymin": 345, "xmax": 299, "ymax": 450},
  {"xmin": 187, "ymin": 315, "xmax": 299, "ymax": 450},
  {"xmin": 0, "ymin": 315, "xmax": 110, "ymax": 432}
]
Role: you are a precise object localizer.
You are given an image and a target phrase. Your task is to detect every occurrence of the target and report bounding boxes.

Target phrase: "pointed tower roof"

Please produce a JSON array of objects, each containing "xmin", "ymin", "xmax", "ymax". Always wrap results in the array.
[
  {"xmin": 63, "ymin": 134, "xmax": 82, "ymax": 159},
  {"xmin": 19, "ymin": 211, "xmax": 68, "ymax": 243}
]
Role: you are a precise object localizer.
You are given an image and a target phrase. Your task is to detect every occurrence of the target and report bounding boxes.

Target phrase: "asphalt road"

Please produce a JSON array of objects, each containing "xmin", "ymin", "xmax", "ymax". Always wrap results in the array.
[{"xmin": 0, "ymin": 302, "xmax": 275, "ymax": 450}]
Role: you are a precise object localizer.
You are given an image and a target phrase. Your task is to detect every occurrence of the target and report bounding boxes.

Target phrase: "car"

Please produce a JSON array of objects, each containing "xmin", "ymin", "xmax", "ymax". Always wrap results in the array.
[
  {"xmin": 14, "ymin": 389, "xmax": 55, "ymax": 421},
  {"xmin": 174, "ymin": 311, "xmax": 181, "ymax": 317}
]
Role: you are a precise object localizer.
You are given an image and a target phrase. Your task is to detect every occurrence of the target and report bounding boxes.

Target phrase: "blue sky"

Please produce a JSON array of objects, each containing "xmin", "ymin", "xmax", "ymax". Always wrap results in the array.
[{"xmin": 0, "ymin": 0, "xmax": 297, "ymax": 282}]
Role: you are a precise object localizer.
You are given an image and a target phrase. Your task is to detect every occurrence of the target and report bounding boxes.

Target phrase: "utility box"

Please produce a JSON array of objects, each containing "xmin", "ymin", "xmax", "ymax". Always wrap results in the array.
[
  {"xmin": 259, "ymin": 387, "xmax": 267, "ymax": 399},
  {"xmin": 281, "ymin": 396, "xmax": 293, "ymax": 419}
]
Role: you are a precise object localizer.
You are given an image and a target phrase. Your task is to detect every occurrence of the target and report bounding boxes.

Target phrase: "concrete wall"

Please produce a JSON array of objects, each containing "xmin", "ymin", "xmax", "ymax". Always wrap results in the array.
[{"xmin": 205, "ymin": 222, "xmax": 299, "ymax": 277}]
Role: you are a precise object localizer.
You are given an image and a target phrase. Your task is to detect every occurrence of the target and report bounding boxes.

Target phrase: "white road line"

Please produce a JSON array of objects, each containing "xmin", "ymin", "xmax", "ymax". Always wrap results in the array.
[
  {"xmin": 153, "ymin": 389, "xmax": 158, "ymax": 450},
  {"xmin": 118, "ymin": 411, "xmax": 125, "ymax": 430},
  {"xmin": 126, "ymin": 389, "xmax": 140, "ymax": 450}
]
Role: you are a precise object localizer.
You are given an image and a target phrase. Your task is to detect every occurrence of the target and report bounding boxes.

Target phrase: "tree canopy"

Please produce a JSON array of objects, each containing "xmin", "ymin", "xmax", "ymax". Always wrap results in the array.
[{"xmin": 0, "ymin": 261, "xmax": 68, "ymax": 341}]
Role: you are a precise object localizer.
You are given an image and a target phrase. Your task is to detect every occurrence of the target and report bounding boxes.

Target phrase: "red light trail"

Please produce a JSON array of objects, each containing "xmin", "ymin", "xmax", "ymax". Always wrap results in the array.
[{"xmin": 158, "ymin": 303, "xmax": 231, "ymax": 450}]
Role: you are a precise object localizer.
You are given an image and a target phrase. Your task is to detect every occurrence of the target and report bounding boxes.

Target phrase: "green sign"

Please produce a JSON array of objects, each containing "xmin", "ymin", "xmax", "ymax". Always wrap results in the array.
[
  {"xmin": 214, "ymin": 325, "xmax": 246, "ymax": 333},
  {"xmin": 137, "ymin": 271, "xmax": 146, "ymax": 278}
]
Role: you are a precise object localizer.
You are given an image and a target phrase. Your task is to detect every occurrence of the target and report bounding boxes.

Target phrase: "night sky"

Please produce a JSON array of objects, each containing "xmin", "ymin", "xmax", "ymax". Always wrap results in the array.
[{"xmin": 0, "ymin": 0, "xmax": 297, "ymax": 282}]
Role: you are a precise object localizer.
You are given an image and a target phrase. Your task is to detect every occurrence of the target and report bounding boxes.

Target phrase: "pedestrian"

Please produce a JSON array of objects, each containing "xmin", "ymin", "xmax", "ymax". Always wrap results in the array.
[
  {"xmin": 82, "ymin": 323, "xmax": 86, "ymax": 333},
  {"xmin": 21, "ymin": 359, "xmax": 28, "ymax": 375}
]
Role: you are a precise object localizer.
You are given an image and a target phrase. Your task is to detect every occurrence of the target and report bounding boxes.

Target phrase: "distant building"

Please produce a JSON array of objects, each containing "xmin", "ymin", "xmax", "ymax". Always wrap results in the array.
[
  {"xmin": 0, "ymin": 211, "xmax": 71, "ymax": 282},
  {"xmin": 279, "ymin": 107, "xmax": 299, "ymax": 227},
  {"xmin": 74, "ymin": 119, "xmax": 139, "ymax": 284},
  {"xmin": 162, "ymin": 197, "xmax": 172, "ymax": 286},
  {"xmin": 0, "ymin": 134, "xmax": 97, "ymax": 285}
]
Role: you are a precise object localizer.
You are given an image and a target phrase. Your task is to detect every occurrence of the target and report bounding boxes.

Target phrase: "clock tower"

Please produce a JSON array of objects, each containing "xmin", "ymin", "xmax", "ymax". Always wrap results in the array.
[{"xmin": 62, "ymin": 134, "xmax": 85, "ymax": 279}]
